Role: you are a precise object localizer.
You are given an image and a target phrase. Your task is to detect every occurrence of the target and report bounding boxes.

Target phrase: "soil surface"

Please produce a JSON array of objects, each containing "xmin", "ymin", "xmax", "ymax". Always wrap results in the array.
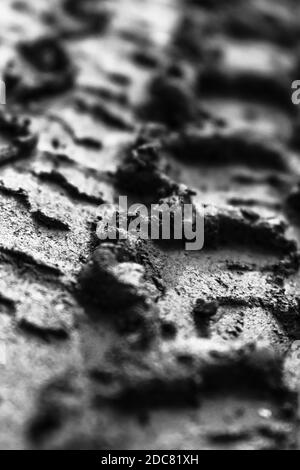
[{"xmin": 0, "ymin": 0, "xmax": 300, "ymax": 450}]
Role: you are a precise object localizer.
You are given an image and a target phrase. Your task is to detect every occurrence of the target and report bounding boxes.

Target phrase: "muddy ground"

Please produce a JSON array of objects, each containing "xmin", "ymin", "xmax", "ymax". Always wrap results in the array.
[{"xmin": 0, "ymin": 0, "xmax": 300, "ymax": 450}]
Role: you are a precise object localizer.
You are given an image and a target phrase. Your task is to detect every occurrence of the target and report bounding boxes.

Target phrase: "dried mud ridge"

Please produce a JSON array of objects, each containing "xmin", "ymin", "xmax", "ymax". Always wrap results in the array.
[{"xmin": 0, "ymin": 0, "xmax": 300, "ymax": 450}]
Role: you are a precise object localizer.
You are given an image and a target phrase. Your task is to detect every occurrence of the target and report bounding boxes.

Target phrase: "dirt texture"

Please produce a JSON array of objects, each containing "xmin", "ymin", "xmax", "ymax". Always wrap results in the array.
[{"xmin": 0, "ymin": 0, "xmax": 300, "ymax": 450}]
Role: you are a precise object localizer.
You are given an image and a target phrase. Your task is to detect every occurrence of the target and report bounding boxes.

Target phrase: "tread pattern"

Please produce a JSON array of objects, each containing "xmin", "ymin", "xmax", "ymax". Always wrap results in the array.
[{"xmin": 0, "ymin": 0, "xmax": 299, "ymax": 450}]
